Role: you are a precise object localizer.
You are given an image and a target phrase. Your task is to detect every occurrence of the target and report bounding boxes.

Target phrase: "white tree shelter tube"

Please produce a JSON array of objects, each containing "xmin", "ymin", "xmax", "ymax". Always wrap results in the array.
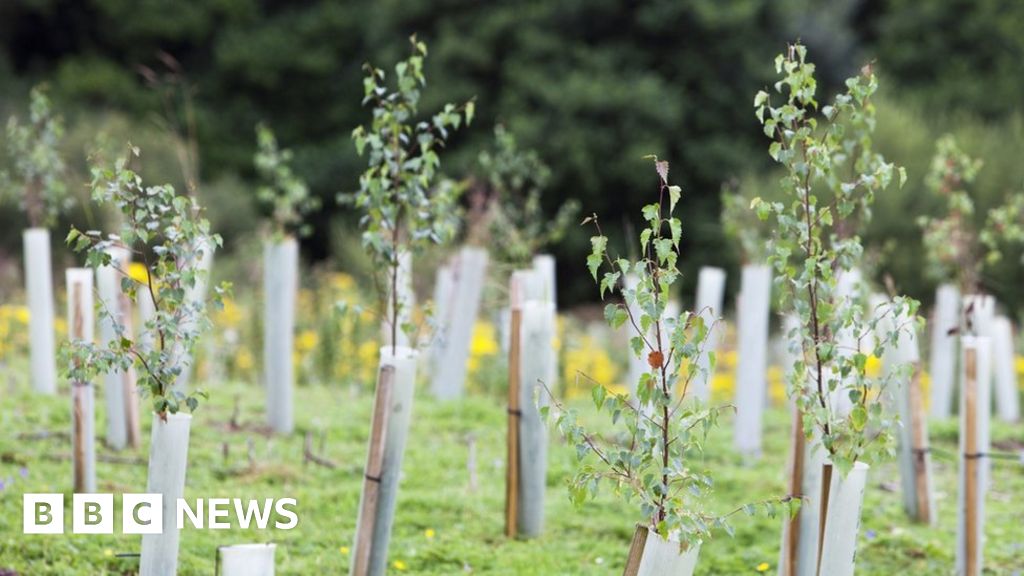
[
  {"xmin": 25, "ymin": 228, "xmax": 57, "ymax": 394},
  {"xmin": 350, "ymin": 346, "xmax": 418, "ymax": 576},
  {"xmin": 381, "ymin": 252, "xmax": 415, "ymax": 350},
  {"xmin": 777, "ymin": 427, "xmax": 826, "ymax": 576},
  {"xmin": 957, "ymin": 336, "xmax": 991, "ymax": 576},
  {"xmin": 691, "ymin": 266, "xmax": 725, "ymax": 401},
  {"xmin": 816, "ymin": 461, "xmax": 870, "ymax": 576},
  {"xmin": 623, "ymin": 524, "xmax": 701, "ymax": 576},
  {"xmin": 218, "ymin": 543, "xmax": 276, "ymax": 576},
  {"xmin": 930, "ymin": 284, "xmax": 960, "ymax": 419},
  {"xmin": 734, "ymin": 264, "xmax": 771, "ymax": 456},
  {"xmin": 831, "ymin": 268, "xmax": 865, "ymax": 417},
  {"xmin": 990, "ymin": 316, "xmax": 1019, "ymax": 423},
  {"xmin": 138, "ymin": 286, "xmax": 157, "ymax": 353},
  {"xmin": 428, "ymin": 262, "xmax": 454, "ymax": 371},
  {"xmin": 263, "ymin": 237, "xmax": 298, "ymax": 434},
  {"xmin": 174, "ymin": 236, "xmax": 215, "ymax": 393},
  {"xmin": 517, "ymin": 299, "xmax": 553, "ymax": 537},
  {"xmin": 431, "ymin": 247, "xmax": 488, "ymax": 400},
  {"xmin": 140, "ymin": 412, "xmax": 192, "ymax": 576},
  {"xmin": 533, "ymin": 254, "xmax": 559, "ymax": 396},
  {"xmin": 883, "ymin": 301, "xmax": 935, "ymax": 524},
  {"xmin": 98, "ymin": 247, "xmax": 141, "ymax": 450},
  {"xmin": 67, "ymin": 268, "xmax": 96, "ymax": 493}
]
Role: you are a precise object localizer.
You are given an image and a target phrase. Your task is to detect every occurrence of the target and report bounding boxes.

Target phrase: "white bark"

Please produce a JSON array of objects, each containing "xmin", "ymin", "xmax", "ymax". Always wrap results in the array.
[{"xmin": 25, "ymin": 228, "xmax": 57, "ymax": 394}]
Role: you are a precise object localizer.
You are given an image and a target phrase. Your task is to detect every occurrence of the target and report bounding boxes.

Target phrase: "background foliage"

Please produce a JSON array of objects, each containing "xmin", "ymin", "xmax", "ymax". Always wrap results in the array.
[{"xmin": 2, "ymin": 0, "xmax": 1024, "ymax": 309}]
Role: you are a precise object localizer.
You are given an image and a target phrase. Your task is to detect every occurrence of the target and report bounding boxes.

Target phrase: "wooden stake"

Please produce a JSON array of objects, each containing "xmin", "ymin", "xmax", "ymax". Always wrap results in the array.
[
  {"xmin": 352, "ymin": 365, "xmax": 394, "ymax": 576},
  {"xmin": 118, "ymin": 274, "xmax": 141, "ymax": 449},
  {"xmin": 815, "ymin": 462, "xmax": 833, "ymax": 576},
  {"xmin": 622, "ymin": 524, "xmax": 649, "ymax": 576},
  {"xmin": 783, "ymin": 404, "xmax": 805, "ymax": 576},
  {"xmin": 964, "ymin": 348, "xmax": 979, "ymax": 576},
  {"xmin": 907, "ymin": 364, "xmax": 931, "ymax": 523},
  {"xmin": 505, "ymin": 304, "xmax": 523, "ymax": 539},
  {"xmin": 70, "ymin": 279, "xmax": 88, "ymax": 492}
]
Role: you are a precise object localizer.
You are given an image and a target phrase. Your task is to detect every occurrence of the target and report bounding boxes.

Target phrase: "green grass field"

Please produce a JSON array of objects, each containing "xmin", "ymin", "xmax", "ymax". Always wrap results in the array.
[{"xmin": 1, "ymin": 376, "xmax": 1022, "ymax": 575}]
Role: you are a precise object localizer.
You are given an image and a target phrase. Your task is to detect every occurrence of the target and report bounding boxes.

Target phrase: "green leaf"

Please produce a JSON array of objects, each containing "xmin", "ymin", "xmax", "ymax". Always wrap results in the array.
[
  {"xmin": 850, "ymin": 405, "xmax": 868, "ymax": 431},
  {"xmin": 587, "ymin": 235, "xmax": 608, "ymax": 280},
  {"xmin": 667, "ymin": 185, "xmax": 681, "ymax": 213}
]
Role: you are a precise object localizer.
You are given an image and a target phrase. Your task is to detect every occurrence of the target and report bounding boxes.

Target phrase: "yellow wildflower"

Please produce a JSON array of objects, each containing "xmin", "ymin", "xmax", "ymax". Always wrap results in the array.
[
  {"xmin": 424, "ymin": 528, "xmax": 435, "ymax": 539},
  {"xmin": 339, "ymin": 546, "xmax": 349, "ymax": 555},
  {"xmin": 563, "ymin": 335, "xmax": 621, "ymax": 399},
  {"xmin": 466, "ymin": 321, "xmax": 499, "ymax": 376},
  {"xmin": 296, "ymin": 330, "xmax": 319, "ymax": 353},
  {"xmin": 757, "ymin": 562, "xmax": 770, "ymax": 572},
  {"xmin": 127, "ymin": 262, "xmax": 150, "ymax": 284},
  {"xmin": 392, "ymin": 560, "xmax": 407, "ymax": 571},
  {"xmin": 14, "ymin": 306, "xmax": 30, "ymax": 324},
  {"xmin": 236, "ymin": 347, "xmax": 254, "ymax": 372}
]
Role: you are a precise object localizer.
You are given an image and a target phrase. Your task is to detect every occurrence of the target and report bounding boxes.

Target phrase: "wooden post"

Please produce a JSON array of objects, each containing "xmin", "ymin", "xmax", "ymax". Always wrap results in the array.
[
  {"xmin": 98, "ymin": 246, "xmax": 141, "ymax": 450},
  {"xmin": 908, "ymin": 365, "xmax": 932, "ymax": 523},
  {"xmin": 349, "ymin": 346, "xmax": 418, "ymax": 576},
  {"xmin": 964, "ymin": 347, "xmax": 978, "ymax": 576},
  {"xmin": 957, "ymin": 336, "xmax": 990, "ymax": 576},
  {"xmin": 815, "ymin": 463, "xmax": 833, "ymax": 576},
  {"xmin": 352, "ymin": 365, "xmax": 394, "ymax": 576},
  {"xmin": 67, "ymin": 269, "xmax": 95, "ymax": 493},
  {"xmin": 505, "ymin": 274, "xmax": 523, "ymax": 538},
  {"xmin": 782, "ymin": 404, "xmax": 805, "ymax": 576}
]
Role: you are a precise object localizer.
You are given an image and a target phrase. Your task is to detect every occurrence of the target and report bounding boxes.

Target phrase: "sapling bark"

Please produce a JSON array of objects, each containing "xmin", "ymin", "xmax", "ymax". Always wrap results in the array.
[
  {"xmin": 754, "ymin": 44, "xmax": 918, "ymax": 576},
  {"xmin": 547, "ymin": 158, "xmax": 794, "ymax": 567},
  {"xmin": 66, "ymin": 146, "xmax": 227, "ymax": 576},
  {"xmin": 2, "ymin": 86, "xmax": 71, "ymax": 395},
  {"xmin": 254, "ymin": 123, "xmax": 317, "ymax": 434},
  {"xmin": 347, "ymin": 36, "xmax": 473, "ymax": 576}
]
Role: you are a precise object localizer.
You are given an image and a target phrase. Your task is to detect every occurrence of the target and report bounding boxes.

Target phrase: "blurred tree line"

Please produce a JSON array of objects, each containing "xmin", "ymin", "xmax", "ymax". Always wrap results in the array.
[{"xmin": 2, "ymin": 0, "xmax": 1023, "ymax": 310}]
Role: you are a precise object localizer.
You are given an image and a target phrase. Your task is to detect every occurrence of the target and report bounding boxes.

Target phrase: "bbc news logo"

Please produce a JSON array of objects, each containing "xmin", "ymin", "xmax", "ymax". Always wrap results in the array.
[{"xmin": 23, "ymin": 494, "xmax": 298, "ymax": 534}]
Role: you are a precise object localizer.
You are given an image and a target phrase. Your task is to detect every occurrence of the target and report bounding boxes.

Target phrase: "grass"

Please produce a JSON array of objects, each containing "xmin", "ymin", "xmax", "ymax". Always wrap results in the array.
[{"xmin": 0, "ymin": 370, "xmax": 1022, "ymax": 574}]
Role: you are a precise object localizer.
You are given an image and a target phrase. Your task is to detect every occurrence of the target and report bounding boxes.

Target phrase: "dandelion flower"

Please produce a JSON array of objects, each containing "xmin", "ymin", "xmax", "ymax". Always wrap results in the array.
[
  {"xmin": 756, "ymin": 562, "xmax": 770, "ymax": 572},
  {"xmin": 392, "ymin": 560, "xmax": 407, "ymax": 571},
  {"xmin": 424, "ymin": 528, "xmax": 435, "ymax": 539}
]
